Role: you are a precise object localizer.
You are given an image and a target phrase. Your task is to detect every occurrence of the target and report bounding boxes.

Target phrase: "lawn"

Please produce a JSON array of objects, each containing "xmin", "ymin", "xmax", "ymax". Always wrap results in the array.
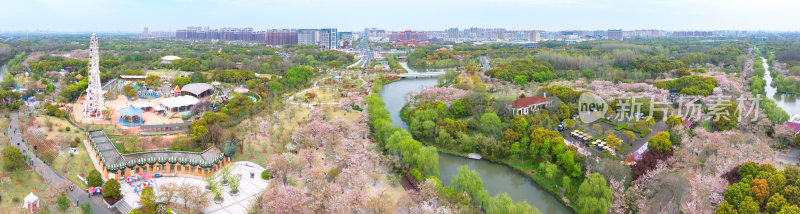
[
  {"xmin": 51, "ymin": 144, "xmax": 94, "ymax": 189},
  {"xmin": 0, "ymin": 170, "xmax": 81, "ymax": 213}
]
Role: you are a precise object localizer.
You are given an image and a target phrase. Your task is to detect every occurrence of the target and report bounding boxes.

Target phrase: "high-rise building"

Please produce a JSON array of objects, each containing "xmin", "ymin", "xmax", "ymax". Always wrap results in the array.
[
  {"xmin": 339, "ymin": 32, "xmax": 353, "ymax": 48},
  {"xmin": 319, "ymin": 28, "xmax": 338, "ymax": 49},
  {"xmin": 298, "ymin": 29, "xmax": 319, "ymax": 45},
  {"xmin": 607, "ymin": 29, "xmax": 623, "ymax": 40},
  {"xmin": 143, "ymin": 27, "xmax": 148, "ymax": 37},
  {"xmin": 447, "ymin": 27, "xmax": 459, "ymax": 41},
  {"xmin": 265, "ymin": 29, "xmax": 298, "ymax": 46}
]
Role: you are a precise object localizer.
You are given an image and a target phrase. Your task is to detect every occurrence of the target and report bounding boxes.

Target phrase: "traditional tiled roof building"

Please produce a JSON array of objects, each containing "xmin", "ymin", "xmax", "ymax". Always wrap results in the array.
[{"xmin": 86, "ymin": 130, "xmax": 230, "ymax": 180}]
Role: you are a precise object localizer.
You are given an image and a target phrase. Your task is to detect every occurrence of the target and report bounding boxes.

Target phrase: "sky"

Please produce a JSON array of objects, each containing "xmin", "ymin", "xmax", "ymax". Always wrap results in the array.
[{"xmin": 1, "ymin": 0, "xmax": 799, "ymax": 32}]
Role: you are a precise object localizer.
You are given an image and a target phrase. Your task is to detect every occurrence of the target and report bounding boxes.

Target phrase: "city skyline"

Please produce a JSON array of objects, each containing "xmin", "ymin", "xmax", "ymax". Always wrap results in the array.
[{"xmin": 2, "ymin": 0, "xmax": 800, "ymax": 32}]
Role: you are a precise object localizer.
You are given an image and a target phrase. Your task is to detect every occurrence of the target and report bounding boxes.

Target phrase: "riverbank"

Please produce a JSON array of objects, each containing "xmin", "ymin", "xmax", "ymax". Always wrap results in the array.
[
  {"xmin": 379, "ymin": 71, "xmax": 573, "ymax": 213},
  {"xmin": 403, "ymin": 109, "xmax": 573, "ymax": 212}
]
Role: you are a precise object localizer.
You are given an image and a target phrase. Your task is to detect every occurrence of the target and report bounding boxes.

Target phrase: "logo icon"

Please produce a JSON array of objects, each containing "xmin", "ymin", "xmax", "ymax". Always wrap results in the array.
[{"xmin": 578, "ymin": 92, "xmax": 608, "ymax": 123}]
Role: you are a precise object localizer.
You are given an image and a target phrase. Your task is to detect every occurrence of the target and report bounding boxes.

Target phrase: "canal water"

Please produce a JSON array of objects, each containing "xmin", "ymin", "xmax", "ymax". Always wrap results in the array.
[
  {"xmin": 383, "ymin": 62, "xmax": 572, "ymax": 213},
  {"xmin": 0, "ymin": 63, "xmax": 7, "ymax": 77},
  {"xmin": 762, "ymin": 57, "xmax": 800, "ymax": 116}
]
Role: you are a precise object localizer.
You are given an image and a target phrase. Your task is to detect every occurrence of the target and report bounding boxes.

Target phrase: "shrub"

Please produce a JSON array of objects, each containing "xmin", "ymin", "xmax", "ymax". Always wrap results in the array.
[{"xmin": 66, "ymin": 127, "xmax": 71, "ymax": 131}]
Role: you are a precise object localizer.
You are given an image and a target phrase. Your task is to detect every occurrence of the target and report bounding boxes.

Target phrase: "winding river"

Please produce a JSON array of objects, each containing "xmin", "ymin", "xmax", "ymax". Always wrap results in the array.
[
  {"xmin": 762, "ymin": 57, "xmax": 800, "ymax": 115},
  {"xmin": 382, "ymin": 62, "xmax": 572, "ymax": 213}
]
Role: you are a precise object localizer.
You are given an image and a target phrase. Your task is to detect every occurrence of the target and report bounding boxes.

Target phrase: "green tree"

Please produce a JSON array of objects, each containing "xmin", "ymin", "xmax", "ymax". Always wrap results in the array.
[
  {"xmin": 103, "ymin": 179, "xmax": 121, "ymax": 199},
  {"xmin": 666, "ymin": 115, "xmax": 683, "ymax": 129},
  {"xmin": 575, "ymin": 173, "xmax": 613, "ymax": 214},
  {"xmin": 452, "ymin": 165, "xmax": 489, "ymax": 205},
  {"xmin": 174, "ymin": 77, "xmax": 192, "ymax": 87},
  {"xmin": 785, "ymin": 166, "xmax": 800, "ymax": 184},
  {"xmin": 769, "ymin": 174, "xmax": 788, "ymax": 195},
  {"xmin": 647, "ymin": 132, "xmax": 672, "ymax": 152},
  {"xmin": 480, "ymin": 113, "xmax": 502, "ymax": 135},
  {"xmin": 766, "ymin": 193, "xmax": 788, "ymax": 214},
  {"xmin": 87, "ymin": 170, "xmax": 103, "ymax": 187},
  {"xmin": 581, "ymin": 69, "xmax": 595, "ymax": 79},
  {"xmin": 712, "ymin": 102, "xmax": 739, "ymax": 131},
  {"xmin": 563, "ymin": 118, "xmax": 576, "ymax": 129},
  {"xmin": 779, "ymin": 205, "xmax": 800, "ymax": 214},
  {"xmin": 794, "ymin": 133, "xmax": 800, "ymax": 149},
  {"xmin": 782, "ymin": 185, "xmax": 800, "ymax": 206},
  {"xmin": 412, "ymin": 146, "xmax": 439, "ymax": 177},
  {"xmin": 738, "ymin": 162, "xmax": 760, "ymax": 179},
  {"xmin": 2, "ymin": 146, "xmax": 25, "ymax": 171},
  {"xmin": 556, "ymin": 103, "xmax": 571, "ymax": 121},
  {"xmin": 724, "ymin": 182, "xmax": 752, "ymax": 207},
  {"xmin": 738, "ymin": 196, "xmax": 759, "ymax": 214},
  {"xmin": 141, "ymin": 186, "xmax": 156, "ymax": 208},
  {"xmin": 123, "ymin": 84, "xmax": 138, "ymax": 98},
  {"xmin": 57, "ymin": 195, "xmax": 70, "ymax": 212},
  {"xmin": 80, "ymin": 202, "xmax": 92, "ymax": 214},
  {"xmin": 539, "ymin": 162, "xmax": 558, "ymax": 180},
  {"xmin": 514, "ymin": 75, "xmax": 528, "ymax": 86},
  {"xmin": 622, "ymin": 130, "xmax": 636, "ymax": 144},
  {"xmin": 486, "ymin": 192, "xmax": 541, "ymax": 214},
  {"xmin": 145, "ymin": 75, "xmax": 162, "ymax": 88},
  {"xmin": 714, "ymin": 200, "xmax": 737, "ymax": 214},
  {"xmin": 606, "ymin": 134, "xmax": 621, "ymax": 149}
]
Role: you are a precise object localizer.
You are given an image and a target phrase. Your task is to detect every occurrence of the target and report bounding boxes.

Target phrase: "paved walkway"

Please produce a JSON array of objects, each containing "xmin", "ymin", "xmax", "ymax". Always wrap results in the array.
[
  {"xmin": 8, "ymin": 112, "xmax": 118, "ymax": 214},
  {"xmin": 119, "ymin": 162, "xmax": 268, "ymax": 214}
]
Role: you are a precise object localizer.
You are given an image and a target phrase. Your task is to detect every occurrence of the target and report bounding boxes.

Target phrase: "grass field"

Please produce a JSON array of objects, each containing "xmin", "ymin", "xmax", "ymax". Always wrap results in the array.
[{"xmin": 51, "ymin": 145, "xmax": 93, "ymax": 190}]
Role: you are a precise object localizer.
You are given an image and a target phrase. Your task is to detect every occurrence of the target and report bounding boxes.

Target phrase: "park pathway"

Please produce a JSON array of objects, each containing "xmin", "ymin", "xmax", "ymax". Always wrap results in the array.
[{"xmin": 8, "ymin": 112, "xmax": 118, "ymax": 214}]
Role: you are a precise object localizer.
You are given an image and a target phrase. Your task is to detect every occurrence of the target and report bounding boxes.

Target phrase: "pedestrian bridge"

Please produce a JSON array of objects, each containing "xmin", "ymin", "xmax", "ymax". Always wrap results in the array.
[{"xmin": 396, "ymin": 72, "xmax": 445, "ymax": 78}]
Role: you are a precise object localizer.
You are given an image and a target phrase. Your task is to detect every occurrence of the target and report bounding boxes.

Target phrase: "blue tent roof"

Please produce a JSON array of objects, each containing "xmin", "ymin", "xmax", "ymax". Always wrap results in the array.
[{"xmin": 118, "ymin": 105, "xmax": 144, "ymax": 116}]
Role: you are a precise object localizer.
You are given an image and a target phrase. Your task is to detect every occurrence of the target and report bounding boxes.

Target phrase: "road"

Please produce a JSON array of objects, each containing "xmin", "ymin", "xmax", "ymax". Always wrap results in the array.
[
  {"xmin": 480, "ymin": 55, "xmax": 491, "ymax": 71},
  {"xmin": 8, "ymin": 112, "xmax": 118, "ymax": 214}
]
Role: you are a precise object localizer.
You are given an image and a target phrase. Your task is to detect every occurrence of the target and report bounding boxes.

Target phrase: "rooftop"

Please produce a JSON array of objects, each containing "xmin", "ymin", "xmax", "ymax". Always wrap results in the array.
[
  {"xmin": 88, "ymin": 130, "xmax": 224, "ymax": 171},
  {"xmin": 181, "ymin": 83, "xmax": 213, "ymax": 96},
  {"xmin": 161, "ymin": 55, "xmax": 182, "ymax": 61},
  {"xmin": 512, "ymin": 96, "xmax": 549, "ymax": 108}
]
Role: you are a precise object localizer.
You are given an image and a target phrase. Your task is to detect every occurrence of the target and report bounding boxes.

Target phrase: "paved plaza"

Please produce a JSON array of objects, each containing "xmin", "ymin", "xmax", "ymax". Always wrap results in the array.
[{"xmin": 120, "ymin": 161, "xmax": 269, "ymax": 213}]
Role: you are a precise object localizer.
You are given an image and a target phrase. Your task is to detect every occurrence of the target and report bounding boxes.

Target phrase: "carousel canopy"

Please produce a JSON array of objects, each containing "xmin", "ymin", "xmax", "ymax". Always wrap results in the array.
[
  {"xmin": 234, "ymin": 87, "xmax": 249, "ymax": 94},
  {"xmin": 118, "ymin": 105, "xmax": 144, "ymax": 116}
]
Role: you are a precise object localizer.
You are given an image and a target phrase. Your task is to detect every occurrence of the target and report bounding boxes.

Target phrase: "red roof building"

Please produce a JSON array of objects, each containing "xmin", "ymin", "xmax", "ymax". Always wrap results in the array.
[{"xmin": 512, "ymin": 96, "xmax": 551, "ymax": 116}]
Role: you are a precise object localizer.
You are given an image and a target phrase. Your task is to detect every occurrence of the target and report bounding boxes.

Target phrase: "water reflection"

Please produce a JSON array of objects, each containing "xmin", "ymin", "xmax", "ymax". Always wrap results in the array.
[{"xmin": 379, "ymin": 67, "xmax": 572, "ymax": 213}]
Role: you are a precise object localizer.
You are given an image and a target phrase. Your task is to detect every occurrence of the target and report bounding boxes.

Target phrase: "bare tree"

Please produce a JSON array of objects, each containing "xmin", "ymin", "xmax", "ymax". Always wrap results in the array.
[{"xmin": 158, "ymin": 183, "xmax": 178, "ymax": 204}]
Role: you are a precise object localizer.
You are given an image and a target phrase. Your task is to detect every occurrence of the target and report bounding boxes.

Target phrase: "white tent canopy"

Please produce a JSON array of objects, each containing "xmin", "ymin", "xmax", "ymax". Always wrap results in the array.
[
  {"xmin": 23, "ymin": 192, "xmax": 38, "ymax": 210},
  {"xmin": 160, "ymin": 95, "xmax": 199, "ymax": 110},
  {"xmin": 132, "ymin": 102, "xmax": 154, "ymax": 109}
]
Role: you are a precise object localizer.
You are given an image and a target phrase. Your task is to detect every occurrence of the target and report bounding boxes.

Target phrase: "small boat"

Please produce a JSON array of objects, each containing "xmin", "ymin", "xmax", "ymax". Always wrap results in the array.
[{"xmin": 467, "ymin": 153, "xmax": 482, "ymax": 160}]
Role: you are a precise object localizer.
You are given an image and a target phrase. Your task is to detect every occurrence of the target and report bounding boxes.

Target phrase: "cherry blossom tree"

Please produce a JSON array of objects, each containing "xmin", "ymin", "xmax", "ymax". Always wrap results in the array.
[{"xmin": 261, "ymin": 186, "xmax": 312, "ymax": 213}]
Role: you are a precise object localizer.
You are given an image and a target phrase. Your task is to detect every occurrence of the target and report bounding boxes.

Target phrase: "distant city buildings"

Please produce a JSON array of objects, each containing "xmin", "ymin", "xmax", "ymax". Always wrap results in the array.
[
  {"xmin": 608, "ymin": 29, "xmax": 623, "ymax": 40},
  {"xmin": 319, "ymin": 28, "xmax": 338, "ymax": 49},
  {"xmin": 175, "ymin": 26, "xmax": 342, "ymax": 49},
  {"xmin": 172, "ymin": 26, "xmax": 719, "ymax": 48}
]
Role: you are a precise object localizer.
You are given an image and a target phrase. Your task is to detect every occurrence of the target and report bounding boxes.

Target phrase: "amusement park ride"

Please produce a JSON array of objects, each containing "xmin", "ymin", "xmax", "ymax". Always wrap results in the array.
[
  {"xmin": 208, "ymin": 81, "xmax": 229, "ymax": 112},
  {"xmin": 83, "ymin": 33, "xmax": 106, "ymax": 120}
]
